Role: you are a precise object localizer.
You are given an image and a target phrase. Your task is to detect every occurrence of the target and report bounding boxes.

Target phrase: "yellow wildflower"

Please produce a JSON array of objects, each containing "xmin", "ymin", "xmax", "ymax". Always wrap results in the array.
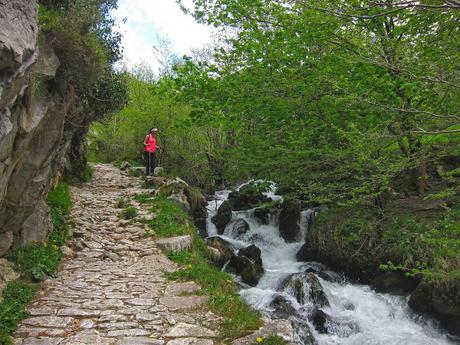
[{"xmin": 256, "ymin": 337, "xmax": 263, "ymax": 343}]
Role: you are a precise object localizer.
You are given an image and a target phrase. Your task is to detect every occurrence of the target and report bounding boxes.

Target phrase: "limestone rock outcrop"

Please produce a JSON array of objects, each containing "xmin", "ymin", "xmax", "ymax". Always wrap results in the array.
[{"xmin": 0, "ymin": 0, "xmax": 95, "ymax": 255}]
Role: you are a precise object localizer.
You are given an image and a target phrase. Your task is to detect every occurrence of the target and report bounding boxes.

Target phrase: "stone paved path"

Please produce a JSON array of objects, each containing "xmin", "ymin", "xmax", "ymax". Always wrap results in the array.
[{"xmin": 13, "ymin": 164, "xmax": 220, "ymax": 345}]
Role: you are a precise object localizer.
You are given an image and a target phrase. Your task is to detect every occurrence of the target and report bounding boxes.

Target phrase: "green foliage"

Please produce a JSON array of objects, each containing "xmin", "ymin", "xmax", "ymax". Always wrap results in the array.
[
  {"xmin": 424, "ymin": 188, "xmax": 456, "ymax": 200},
  {"xmin": 240, "ymin": 181, "xmax": 272, "ymax": 195},
  {"xmin": 143, "ymin": 197, "xmax": 190, "ymax": 237},
  {"xmin": 0, "ymin": 281, "xmax": 38, "ymax": 342},
  {"xmin": 38, "ymin": 0, "xmax": 128, "ymax": 124},
  {"xmin": 47, "ymin": 183, "xmax": 73, "ymax": 246},
  {"xmin": 7, "ymin": 242, "xmax": 62, "ymax": 281},
  {"xmin": 121, "ymin": 206, "xmax": 138, "ymax": 220},
  {"xmin": 133, "ymin": 193, "xmax": 155, "ymax": 204}
]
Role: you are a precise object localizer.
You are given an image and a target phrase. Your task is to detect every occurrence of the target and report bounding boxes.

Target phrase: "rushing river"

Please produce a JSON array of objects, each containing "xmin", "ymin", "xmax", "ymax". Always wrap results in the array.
[{"xmin": 205, "ymin": 185, "xmax": 459, "ymax": 345}]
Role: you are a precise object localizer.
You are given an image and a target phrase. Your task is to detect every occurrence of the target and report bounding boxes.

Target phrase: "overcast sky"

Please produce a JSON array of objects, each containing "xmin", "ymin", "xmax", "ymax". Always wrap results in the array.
[{"xmin": 113, "ymin": 0, "xmax": 214, "ymax": 73}]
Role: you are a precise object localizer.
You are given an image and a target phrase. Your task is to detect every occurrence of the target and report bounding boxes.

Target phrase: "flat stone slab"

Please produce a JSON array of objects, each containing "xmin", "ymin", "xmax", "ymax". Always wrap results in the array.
[
  {"xmin": 167, "ymin": 338, "xmax": 213, "ymax": 345},
  {"xmin": 60, "ymin": 330, "xmax": 113, "ymax": 345},
  {"xmin": 156, "ymin": 236, "xmax": 192, "ymax": 252},
  {"xmin": 19, "ymin": 338, "xmax": 63, "ymax": 345},
  {"xmin": 165, "ymin": 282, "xmax": 200, "ymax": 296},
  {"xmin": 116, "ymin": 338, "xmax": 165, "ymax": 345},
  {"xmin": 22, "ymin": 316, "xmax": 73, "ymax": 328},
  {"xmin": 57, "ymin": 308, "xmax": 100, "ymax": 317},
  {"xmin": 164, "ymin": 323, "xmax": 217, "ymax": 338},
  {"xmin": 159, "ymin": 296, "xmax": 208, "ymax": 310},
  {"xmin": 233, "ymin": 319, "xmax": 294, "ymax": 345},
  {"xmin": 107, "ymin": 329, "xmax": 151, "ymax": 337}
]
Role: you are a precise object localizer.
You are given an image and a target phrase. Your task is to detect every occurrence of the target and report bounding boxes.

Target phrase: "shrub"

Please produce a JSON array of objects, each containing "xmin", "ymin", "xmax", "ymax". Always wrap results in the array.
[
  {"xmin": 121, "ymin": 206, "xmax": 138, "ymax": 220},
  {"xmin": 7, "ymin": 242, "xmax": 62, "ymax": 281}
]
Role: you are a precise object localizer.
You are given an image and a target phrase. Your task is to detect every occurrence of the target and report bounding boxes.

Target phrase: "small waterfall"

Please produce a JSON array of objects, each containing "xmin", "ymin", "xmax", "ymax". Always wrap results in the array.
[
  {"xmin": 206, "ymin": 184, "xmax": 458, "ymax": 345},
  {"xmin": 299, "ymin": 209, "xmax": 315, "ymax": 241}
]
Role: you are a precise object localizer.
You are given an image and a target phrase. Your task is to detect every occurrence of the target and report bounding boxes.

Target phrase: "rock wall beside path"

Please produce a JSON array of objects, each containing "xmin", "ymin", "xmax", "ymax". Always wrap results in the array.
[{"xmin": 0, "ymin": 0, "xmax": 93, "ymax": 255}]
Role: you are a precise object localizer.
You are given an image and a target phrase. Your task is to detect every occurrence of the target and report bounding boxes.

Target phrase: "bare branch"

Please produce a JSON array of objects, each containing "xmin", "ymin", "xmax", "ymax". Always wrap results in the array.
[{"xmin": 412, "ymin": 128, "xmax": 460, "ymax": 134}]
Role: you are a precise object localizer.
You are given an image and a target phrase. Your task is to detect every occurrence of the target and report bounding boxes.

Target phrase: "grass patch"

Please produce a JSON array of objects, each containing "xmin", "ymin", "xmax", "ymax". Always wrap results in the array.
[
  {"xmin": 7, "ymin": 242, "xmax": 62, "ymax": 282},
  {"xmin": 144, "ymin": 197, "xmax": 191, "ymax": 237},
  {"xmin": 133, "ymin": 193, "xmax": 155, "ymax": 204},
  {"xmin": 116, "ymin": 197, "xmax": 130, "ymax": 209},
  {"xmin": 121, "ymin": 206, "xmax": 137, "ymax": 220},
  {"xmin": 47, "ymin": 183, "xmax": 73, "ymax": 246},
  {"xmin": 0, "ymin": 281, "xmax": 38, "ymax": 343}
]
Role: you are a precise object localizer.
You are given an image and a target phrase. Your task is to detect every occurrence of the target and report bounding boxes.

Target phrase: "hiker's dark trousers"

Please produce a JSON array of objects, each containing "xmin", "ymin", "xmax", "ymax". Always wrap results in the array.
[{"xmin": 144, "ymin": 151, "xmax": 156, "ymax": 176}]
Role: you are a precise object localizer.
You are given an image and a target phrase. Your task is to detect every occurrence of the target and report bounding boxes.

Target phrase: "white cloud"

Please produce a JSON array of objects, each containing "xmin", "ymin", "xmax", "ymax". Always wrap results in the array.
[{"xmin": 113, "ymin": 0, "xmax": 214, "ymax": 72}]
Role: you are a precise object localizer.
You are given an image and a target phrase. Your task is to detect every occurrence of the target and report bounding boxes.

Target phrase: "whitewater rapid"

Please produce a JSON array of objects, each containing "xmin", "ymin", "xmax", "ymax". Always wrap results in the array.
[{"xmin": 205, "ymin": 185, "xmax": 458, "ymax": 345}]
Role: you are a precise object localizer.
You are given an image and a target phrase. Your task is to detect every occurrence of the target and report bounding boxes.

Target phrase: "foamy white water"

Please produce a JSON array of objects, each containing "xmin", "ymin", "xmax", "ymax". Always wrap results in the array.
[{"xmin": 206, "ymin": 185, "xmax": 458, "ymax": 345}]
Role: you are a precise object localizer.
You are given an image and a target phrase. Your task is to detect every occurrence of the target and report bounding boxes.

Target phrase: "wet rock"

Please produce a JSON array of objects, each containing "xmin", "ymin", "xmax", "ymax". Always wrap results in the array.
[
  {"xmin": 291, "ymin": 317, "xmax": 317, "ymax": 345},
  {"xmin": 269, "ymin": 294, "xmax": 298, "ymax": 319},
  {"xmin": 229, "ymin": 218, "xmax": 250, "ymax": 239},
  {"xmin": 254, "ymin": 207, "xmax": 270, "ymax": 225},
  {"xmin": 310, "ymin": 309, "xmax": 328, "ymax": 333},
  {"xmin": 279, "ymin": 199, "xmax": 302, "ymax": 242},
  {"xmin": 228, "ymin": 244, "xmax": 264, "ymax": 286},
  {"xmin": 228, "ymin": 190, "xmax": 271, "ymax": 211},
  {"xmin": 309, "ymin": 309, "xmax": 359, "ymax": 337},
  {"xmin": 211, "ymin": 200, "xmax": 232, "ymax": 234},
  {"xmin": 371, "ymin": 272, "xmax": 418, "ymax": 295},
  {"xmin": 410, "ymin": 278, "xmax": 460, "ymax": 337},
  {"xmin": 280, "ymin": 272, "xmax": 329, "ymax": 307},
  {"xmin": 205, "ymin": 237, "xmax": 235, "ymax": 267}
]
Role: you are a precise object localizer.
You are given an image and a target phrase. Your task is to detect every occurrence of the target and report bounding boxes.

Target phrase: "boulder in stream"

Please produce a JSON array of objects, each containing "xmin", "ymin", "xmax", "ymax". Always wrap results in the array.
[
  {"xmin": 228, "ymin": 244, "xmax": 264, "ymax": 286},
  {"xmin": 211, "ymin": 200, "xmax": 232, "ymax": 234},
  {"xmin": 279, "ymin": 198, "xmax": 302, "ymax": 242},
  {"xmin": 229, "ymin": 218, "xmax": 250, "ymax": 239},
  {"xmin": 309, "ymin": 309, "xmax": 359, "ymax": 337},
  {"xmin": 280, "ymin": 272, "xmax": 329, "ymax": 307},
  {"xmin": 228, "ymin": 190, "xmax": 272, "ymax": 211},
  {"xmin": 205, "ymin": 236, "xmax": 235, "ymax": 268},
  {"xmin": 269, "ymin": 294, "xmax": 298, "ymax": 319}
]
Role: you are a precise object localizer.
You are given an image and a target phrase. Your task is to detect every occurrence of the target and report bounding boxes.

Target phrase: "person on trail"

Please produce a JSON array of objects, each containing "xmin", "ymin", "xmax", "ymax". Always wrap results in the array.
[{"xmin": 144, "ymin": 128, "xmax": 160, "ymax": 176}]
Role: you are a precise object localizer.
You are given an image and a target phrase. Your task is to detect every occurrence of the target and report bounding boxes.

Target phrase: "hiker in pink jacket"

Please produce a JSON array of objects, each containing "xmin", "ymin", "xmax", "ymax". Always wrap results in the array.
[{"xmin": 143, "ymin": 128, "xmax": 160, "ymax": 176}]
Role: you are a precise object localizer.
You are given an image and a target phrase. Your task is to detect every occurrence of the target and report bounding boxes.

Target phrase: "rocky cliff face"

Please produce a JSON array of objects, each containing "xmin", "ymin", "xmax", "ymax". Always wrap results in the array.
[{"xmin": 0, "ymin": 0, "xmax": 89, "ymax": 255}]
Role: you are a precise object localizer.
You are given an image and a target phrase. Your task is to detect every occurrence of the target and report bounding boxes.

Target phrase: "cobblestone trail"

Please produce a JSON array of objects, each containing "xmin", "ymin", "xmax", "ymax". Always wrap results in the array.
[{"xmin": 14, "ymin": 164, "xmax": 220, "ymax": 345}]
